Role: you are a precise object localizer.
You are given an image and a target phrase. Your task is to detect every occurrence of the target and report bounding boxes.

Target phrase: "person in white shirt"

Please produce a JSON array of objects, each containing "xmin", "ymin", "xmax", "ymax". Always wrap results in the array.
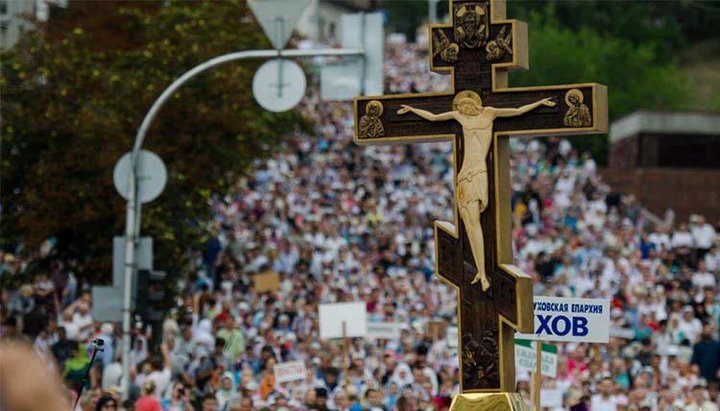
[
  {"xmin": 591, "ymin": 377, "xmax": 620, "ymax": 411},
  {"xmin": 685, "ymin": 385, "xmax": 719, "ymax": 411},
  {"xmin": 672, "ymin": 223, "xmax": 695, "ymax": 264},
  {"xmin": 677, "ymin": 307, "xmax": 703, "ymax": 344},
  {"xmin": 58, "ymin": 300, "xmax": 92, "ymax": 342},
  {"xmin": 101, "ymin": 354, "xmax": 123, "ymax": 390},
  {"xmin": 648, "ymin": 225, "xmax": 672, "ymax": 252},
  {"xmin": 146, "ymin": 341, "xmax": 173, "ymax": 400},
  {"xmin": 693, "ymin": 261, "xmax": 717, "ymax": 289},
  {"xmin": 706, "ymin": 245, "xmax": 720, "ymax": 273},
  {"xmin": 691, "ymin": 215, "xmax": 717, "ymax": 260},
  {"xmin": 672, "ymin": 223, "xmax": 695, "ymax": 249},
  {"xmin": 71, "ymin": 304, "xmax": 94, "ymax": 342}
]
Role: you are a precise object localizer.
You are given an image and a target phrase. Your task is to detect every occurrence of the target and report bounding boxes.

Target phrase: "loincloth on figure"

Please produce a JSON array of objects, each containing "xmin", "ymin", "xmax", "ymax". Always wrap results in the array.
[{"xmin": 456, "ymin": 168, "xmax": 488, "ymax": 211}]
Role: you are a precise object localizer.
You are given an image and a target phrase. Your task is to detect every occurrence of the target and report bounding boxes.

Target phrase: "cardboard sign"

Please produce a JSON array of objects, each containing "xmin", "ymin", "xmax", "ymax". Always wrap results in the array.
[
  {"xmin": 427, "ymin": 320, "xmax": 448, "ymax": 341},
  {"xmin": 515, "ymin": 339, "xmax": 557, "ymax": 378},
  {"xmin": 318, "ymin": 302, "xmax": 367, "ymax": 339},
  {"xmin": 273, "ymin": 361, "xmax": 307, "ymax": 384},
  {"xmin": 516, "ymin": 296, "xmax": 610, "ymax": 343},
  {"xmin": 609, "ymin": 327, "xmax": 635, "ymax": 340},
  {"xmin": 541, "ymin": 388, "xmax": 563, "ymax": 408},
  {"xmin": 366, "ymin": 322, "xmax": 402, "ymax": 340},
  {"xmin": 254, "ymin": 271, "xmax": 280, "ymax": 293}
]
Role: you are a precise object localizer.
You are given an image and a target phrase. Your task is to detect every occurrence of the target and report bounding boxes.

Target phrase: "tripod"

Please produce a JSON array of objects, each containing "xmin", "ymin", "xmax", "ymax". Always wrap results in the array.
[{"xmin": 71, "ymin": 338, "xmax": 104, "ymax": 410}]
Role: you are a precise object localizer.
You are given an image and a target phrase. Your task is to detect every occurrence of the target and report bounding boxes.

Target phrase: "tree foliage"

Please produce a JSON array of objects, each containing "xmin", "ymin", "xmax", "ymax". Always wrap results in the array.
[
  {"xmin": 379, "ymin": 0, "xmax": 700, "ymax": 164},
  {"xmin": 509, "ymin": 9, "xmax": 688, "ymax": 163},
  {"xmin": 509, "ymin": 0, "xmax": 720, "ymax": 60},
  {"xmin": 1, "ymin": 0, "xmax": 303, "ymax": 282}
]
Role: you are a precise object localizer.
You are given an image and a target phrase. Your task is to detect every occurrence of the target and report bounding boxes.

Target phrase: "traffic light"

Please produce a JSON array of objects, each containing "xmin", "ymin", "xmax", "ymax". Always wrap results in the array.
[{"xmin": 134, "ymin": 269, "xmax": 167, "ymax": 323}]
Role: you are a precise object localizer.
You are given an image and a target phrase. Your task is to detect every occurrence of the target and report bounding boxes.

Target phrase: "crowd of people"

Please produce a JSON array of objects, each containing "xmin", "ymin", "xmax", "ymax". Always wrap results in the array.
[{"xmin": 2, "ymin": 36, "xmax": 720, "ymax": 411}]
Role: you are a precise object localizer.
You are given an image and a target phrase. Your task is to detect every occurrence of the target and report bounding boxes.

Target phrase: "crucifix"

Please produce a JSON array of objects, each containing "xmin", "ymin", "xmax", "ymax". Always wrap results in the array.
[{"xmin": 353, "ymin": 0, "xmax": 607, "ymax": 408}]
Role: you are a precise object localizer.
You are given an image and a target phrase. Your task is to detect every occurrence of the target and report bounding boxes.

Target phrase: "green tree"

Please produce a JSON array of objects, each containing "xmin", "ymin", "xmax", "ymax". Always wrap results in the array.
[
  {"xmin": 1, "ymin": 0, "xmax": 303, "ymax": 282},
  {"xmin": 509, "ymin": 9, "xmax": 688, "ymax": 163},
  {"xmin": 510, "ymin": 1, "xmax": 720, "ymax": 59}
]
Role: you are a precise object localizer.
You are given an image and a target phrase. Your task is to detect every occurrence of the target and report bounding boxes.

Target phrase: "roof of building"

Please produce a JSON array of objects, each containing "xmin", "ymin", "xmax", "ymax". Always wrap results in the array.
[{"xmin": 610, "ymin": 110, "xmax": 720, "ymax": 143}]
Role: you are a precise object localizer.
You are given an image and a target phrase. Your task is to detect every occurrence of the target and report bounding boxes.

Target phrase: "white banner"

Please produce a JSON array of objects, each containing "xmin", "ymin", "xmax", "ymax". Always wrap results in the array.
[
  {"xmin": 366, "ymin": 322, "xmax": 402, "ymax": 340},
  {"xmin": 515, "ymin": 342, "xmax": 557, "ymax": 378},
  {"xmin": 609, "ymin": 327, "xmax": 635, "ymax": 340},
  {"xmin": 516, "ymin": 296, "xmax": 610, "ymax": 343},
  {"xmin": 318, "ymin": 302, "xmax": 367, "ymax": 339},
  {"xmin": 541, "ymin": 388, "xmax": 563, "ymax": 408},
  {"xmin": 273, "ymin": 361, "xmax": 307, "ymax": 384},
  {"xmin": 447, "ymin": 326, "xmax": 458, "ymax": 348}
]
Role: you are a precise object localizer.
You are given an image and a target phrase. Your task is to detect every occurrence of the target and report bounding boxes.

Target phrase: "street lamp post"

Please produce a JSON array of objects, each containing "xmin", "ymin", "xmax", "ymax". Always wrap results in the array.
[{"xmin": 120, "ymin": 47, "xmax": 364, "ymax": 398}]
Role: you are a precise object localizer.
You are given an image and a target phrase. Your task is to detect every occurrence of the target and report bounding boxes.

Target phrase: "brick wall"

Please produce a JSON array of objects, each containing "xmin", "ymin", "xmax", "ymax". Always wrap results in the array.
[
  {"xmin": 600, "ymin": 167, "xmax": 720, "ymax": 224},
  {"xmin": 609, "ymin": 136, "xmax": 639, "ymax": 168}
]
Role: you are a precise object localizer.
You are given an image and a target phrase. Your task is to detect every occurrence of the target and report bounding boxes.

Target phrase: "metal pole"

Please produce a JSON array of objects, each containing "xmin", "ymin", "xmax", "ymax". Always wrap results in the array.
[
  {"xmin": 120, "ymin": 165, "xmax": 136, "ymax": 399},
  {"xmin": 359, "ymin": 12, "xmax": 367, "ymax": 96},
  {"xmin": 428, "ymin": 0, "xmax": 439, "ymax": 24},
  {"xmin": 275, "ymin": 17, "xmax": 285, "ymax": 98},
  {"xmin": 342, "ymin": 321, "xmax": 349, "ymax": 396},
  {"xmin": 534, "ymin": 342, "xmax": 542, "ymax": 410},
  {"xmin": 120, "ymin": 46, "xmax": 364, "ymax": 399}
]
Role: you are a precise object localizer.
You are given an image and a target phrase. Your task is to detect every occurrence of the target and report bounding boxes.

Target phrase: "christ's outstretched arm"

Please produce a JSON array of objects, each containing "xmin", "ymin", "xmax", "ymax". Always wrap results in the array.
[
  {"xmin": 398, "ymin": 105, "xmax": 456, "ymax": 121},
  {"xmin": 492, "ymin": 97, "xmax": 555, "ymax": 117}
]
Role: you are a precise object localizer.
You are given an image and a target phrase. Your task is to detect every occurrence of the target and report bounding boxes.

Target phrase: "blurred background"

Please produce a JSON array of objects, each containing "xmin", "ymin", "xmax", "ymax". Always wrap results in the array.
[{"xmin": 1, "ymin": 1, "xmax": 720, "ymax": 410}]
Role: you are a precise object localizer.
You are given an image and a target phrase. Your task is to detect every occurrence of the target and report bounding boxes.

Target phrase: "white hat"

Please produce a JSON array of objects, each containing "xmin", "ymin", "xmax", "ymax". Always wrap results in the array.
[{"xmin": 101, "ymin": 323, "xmax": 114, "ymax": 335}]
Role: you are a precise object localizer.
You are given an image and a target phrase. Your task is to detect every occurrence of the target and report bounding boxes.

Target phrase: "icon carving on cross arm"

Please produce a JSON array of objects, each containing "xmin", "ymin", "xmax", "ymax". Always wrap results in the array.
[
  {"xmin": 397, "ymin": 91, "xmax": 555, "ymax": 291},
  {"xmin": 433, "ymin": 30, "xmax": 460, "ymax": 63},
  {"xmin": 485, "ymin": 26, "xmax": 512, "ymax": 61},
  {"xmin": 454, "ymin": 3, "xmax": 489, "ymax": 48},
  {"xmin": 359, "ymin": 100, "xmax": 385, "ymax": 138},
  {"xmin": 563, "ymin": 88, "xmax": 592, "ymax": 127}
]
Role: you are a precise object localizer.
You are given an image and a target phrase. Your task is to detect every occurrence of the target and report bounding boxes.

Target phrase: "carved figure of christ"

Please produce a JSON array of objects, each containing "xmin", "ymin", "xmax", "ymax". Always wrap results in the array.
[
  {"xmin": 397, "ymin": 92, "xmax": 555, "ymax": 290},
  {"xmin": 353, "ymin": 0, "xmax": 608, "ymax": 393}
]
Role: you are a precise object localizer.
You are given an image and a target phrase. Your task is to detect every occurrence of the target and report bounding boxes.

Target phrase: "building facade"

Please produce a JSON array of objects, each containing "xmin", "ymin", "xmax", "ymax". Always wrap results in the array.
[{"xmin": 601, "ymin": 111, "xmax": 720, "ymax": 223}]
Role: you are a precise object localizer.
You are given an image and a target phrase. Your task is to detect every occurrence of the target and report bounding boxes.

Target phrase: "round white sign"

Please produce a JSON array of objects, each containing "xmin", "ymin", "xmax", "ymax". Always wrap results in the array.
[
  {"xmin": 252, "ymin": 58, "xmax": 306, "ymax": 112},
  {"xmin": 113, "ymin": 150, "xmax": 168, "ymax": 204}
]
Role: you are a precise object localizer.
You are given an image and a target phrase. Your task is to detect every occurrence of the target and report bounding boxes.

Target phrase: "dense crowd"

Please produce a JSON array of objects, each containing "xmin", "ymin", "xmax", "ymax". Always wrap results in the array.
[{"xmin": 2, "ymin": 37, "xmax": 720, "ymax": 411}]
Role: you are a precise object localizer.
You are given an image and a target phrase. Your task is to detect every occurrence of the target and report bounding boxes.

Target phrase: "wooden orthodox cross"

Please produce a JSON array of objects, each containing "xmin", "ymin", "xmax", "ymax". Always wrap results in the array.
[{"xmin": 353, "ymin": 0, "xmax": 607, "ymax": 397}]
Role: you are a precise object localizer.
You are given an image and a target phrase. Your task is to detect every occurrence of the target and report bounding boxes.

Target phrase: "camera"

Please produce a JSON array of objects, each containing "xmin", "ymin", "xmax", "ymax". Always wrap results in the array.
[{"xmin": 92, "ymin": 338, "xmax": 105, "ymax": 347}]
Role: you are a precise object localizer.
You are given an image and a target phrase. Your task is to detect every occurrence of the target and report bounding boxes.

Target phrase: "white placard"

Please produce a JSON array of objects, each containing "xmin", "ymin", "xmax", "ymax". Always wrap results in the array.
[
  {"xmin": 366, "ymin": 322, "xmax": 402, "ymax": 340},
  {"xmin": 515, "ymin": 342, "xmax": 557, "ymax": 378},
  {"xmin": 541, "ymin": 388, "xmax": 563, "ymax": 408},
  {"xmin": 319, "ymin": 302, "xmax": 367, "ymax": 339},
  {"xmin": 609, "ymin": 327, "xmax": 635, "ymax": 340},
  {"xmin": 447, "ymin": 326, "xmax": 458, "ymax": 348},
  {"xmin": 516, "ymin": 296, "xmax": 610, "ymax": 343},
  {"xmin": 273, "ymin": 361, "xmax": 306, "ymax": 384}
]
